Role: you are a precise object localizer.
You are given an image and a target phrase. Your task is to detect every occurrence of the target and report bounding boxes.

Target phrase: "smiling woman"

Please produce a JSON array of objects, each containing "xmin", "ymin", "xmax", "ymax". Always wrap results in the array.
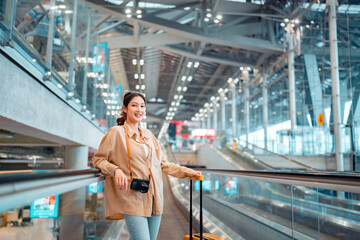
[{"xmin": 92, "ymin": 90, "xmax": 201, "ymax": 240}]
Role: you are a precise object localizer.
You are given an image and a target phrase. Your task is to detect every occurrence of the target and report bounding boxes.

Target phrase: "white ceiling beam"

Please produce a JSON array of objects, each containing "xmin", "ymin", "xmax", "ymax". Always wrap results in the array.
[
  {"xmin": 100, "ymin": 32, "xmax": 193, "ymax": 49},
  {"xmin": 86, "ymin": 1, "xmax": 283, "ymax": 54},
  {"xmin": 155, "ymin": 45, "xmax": 256, "ymax": 68}
]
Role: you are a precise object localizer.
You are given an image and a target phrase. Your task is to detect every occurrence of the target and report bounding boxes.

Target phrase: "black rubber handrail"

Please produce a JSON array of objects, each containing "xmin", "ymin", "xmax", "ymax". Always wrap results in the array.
[
  {"xmin": 197, "ymin": 169, "xmax": 360, "ymax": 187},
  {"xmin": 0, "ymin": 169, "xmax": 101, "ymax": 185}
]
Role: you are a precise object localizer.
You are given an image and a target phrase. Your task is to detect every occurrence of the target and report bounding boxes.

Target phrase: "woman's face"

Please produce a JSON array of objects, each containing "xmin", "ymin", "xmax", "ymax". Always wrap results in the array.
[{"xmin": 123, "ymin": 96, "xmax": 146, "ymax": 124}]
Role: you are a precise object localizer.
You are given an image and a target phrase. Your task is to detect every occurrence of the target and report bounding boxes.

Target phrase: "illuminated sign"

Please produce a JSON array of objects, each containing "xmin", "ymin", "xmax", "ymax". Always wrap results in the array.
[{"xmin": 30, "ymin": 195, "xmax": 59, "ymax": 218}]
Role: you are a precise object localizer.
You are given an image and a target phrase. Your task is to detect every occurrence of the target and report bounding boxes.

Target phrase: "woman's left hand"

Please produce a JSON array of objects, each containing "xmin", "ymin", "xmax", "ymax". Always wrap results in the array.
[{"xmin": 193, "ymin": 171, "xmax": 202, "ymax": 177}]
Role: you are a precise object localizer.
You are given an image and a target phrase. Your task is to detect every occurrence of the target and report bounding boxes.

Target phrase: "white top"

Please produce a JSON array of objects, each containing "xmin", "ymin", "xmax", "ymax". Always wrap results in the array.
[{"xmin": 143, "ymin": 144, "xmax": 150, "ymax": 158}]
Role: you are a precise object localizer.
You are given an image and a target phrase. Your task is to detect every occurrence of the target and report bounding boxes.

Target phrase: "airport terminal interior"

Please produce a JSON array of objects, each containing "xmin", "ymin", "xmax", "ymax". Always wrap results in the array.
[{"xmin": 1, "ymin": 0, "xmax": 360, "ymax": 239}]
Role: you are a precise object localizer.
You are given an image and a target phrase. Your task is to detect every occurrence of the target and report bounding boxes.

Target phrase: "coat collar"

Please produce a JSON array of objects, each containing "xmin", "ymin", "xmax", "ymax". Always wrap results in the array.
[{"xmin": 124, "ymin": 121, "xmax": 150, "ymax": 140}]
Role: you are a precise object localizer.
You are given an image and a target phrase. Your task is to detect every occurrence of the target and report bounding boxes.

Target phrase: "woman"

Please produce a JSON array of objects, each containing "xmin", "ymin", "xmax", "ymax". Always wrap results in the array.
[{"xmin": 92, "ymin": 91, "xmax": 201, "ymax": 240}]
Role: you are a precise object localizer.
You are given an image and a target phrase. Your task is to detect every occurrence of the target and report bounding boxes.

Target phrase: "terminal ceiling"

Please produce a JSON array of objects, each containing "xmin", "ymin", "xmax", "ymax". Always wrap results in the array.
[{"xmin": 84, "ymin": 0, "xmax": 288, "ymax": 125}]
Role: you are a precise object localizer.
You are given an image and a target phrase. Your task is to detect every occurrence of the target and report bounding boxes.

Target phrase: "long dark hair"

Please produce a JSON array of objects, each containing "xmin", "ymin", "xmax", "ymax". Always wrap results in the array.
[{"xmin": 117, "ymin": 92, "xmax": 147, "ymax": 126}]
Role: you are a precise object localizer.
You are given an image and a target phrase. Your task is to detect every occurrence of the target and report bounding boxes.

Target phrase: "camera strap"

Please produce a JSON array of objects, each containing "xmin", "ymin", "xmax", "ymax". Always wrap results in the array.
[{"xmin": 124, "ymin": 126, "xmax": 152, "ymax": 182}]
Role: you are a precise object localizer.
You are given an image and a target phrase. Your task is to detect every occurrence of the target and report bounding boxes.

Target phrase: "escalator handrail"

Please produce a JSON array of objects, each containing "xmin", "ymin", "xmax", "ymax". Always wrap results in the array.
[
  {"xmin": 0, "ymin": 169, "xmax": 101, "ymax": 185},
  {"xmin": 219, "ymin": 134, "xmax": 318, "ymax": 171},
  {"xmin": 198, "ymin": 168, "xmax": 360, "ymax": 188}
]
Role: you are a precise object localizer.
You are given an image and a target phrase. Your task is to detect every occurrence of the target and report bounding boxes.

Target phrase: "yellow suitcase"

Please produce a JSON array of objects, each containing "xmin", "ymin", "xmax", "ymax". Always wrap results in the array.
[{"xmin": 183, "ymin": 176, "xmax": 228, "ymax": 240}]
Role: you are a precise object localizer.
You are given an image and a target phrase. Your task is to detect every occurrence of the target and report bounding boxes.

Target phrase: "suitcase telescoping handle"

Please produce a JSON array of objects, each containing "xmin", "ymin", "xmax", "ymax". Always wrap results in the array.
[{"xmin": 189, "ymin": 175, "xmax": 204, "ymax": 240}]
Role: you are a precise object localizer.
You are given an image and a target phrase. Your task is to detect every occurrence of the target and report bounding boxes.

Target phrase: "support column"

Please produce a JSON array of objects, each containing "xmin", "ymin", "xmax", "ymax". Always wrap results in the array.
[
  {"xmin": 202, "ymin": 118, "xmax": 206, "ymax": 129},
  {"xmin": 244, "ymin": 72, "xmax": 250, "ymax": 144},
  {"xmin": 262, "ymin": 73, "xmax": 268, "ymax": 150},
  {"xmin": 92, "ymin": 38, "xmax": 100, "ymax": 116},
  {"xmin": 45, "ymin": 0, "xmax": 56, "ymax": 69},
  {"xmin": 60, "ymin": 146, "xmax": 88, "ymax": 240},
  {"xmin": 67, "ymin": 0, "xmax": 79, "ymax": 91},
  {"xmin": 213, "ymin": 100, "xmax": 218, "ymax": 130},
  {"xmin": 328, "ymin": 0, "xmax": 344, "ymax": 171},
  {"xmin": 231, "ymin": 83, "xmax": 237, "ymax": 137},
  {"xmin": 287, "ymin": 31, "xmax": 297, "ymax": 131},
  {"xmin": 220, "ymin": 92, "xmax": 226, "ymax": 131},
  {"xmin": 82, "ymin": 11, "xmax": 91, "ymax": 105},
  {"xmin": 207, "ymin": 108, "xmax": 211, "ymax": 129}
]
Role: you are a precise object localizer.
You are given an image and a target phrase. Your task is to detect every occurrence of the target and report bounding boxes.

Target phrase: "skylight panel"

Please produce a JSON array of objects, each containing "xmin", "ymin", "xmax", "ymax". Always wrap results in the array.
[{"xmin": 126, "ymin": 1, "xmax": 175, "ymax": 9}]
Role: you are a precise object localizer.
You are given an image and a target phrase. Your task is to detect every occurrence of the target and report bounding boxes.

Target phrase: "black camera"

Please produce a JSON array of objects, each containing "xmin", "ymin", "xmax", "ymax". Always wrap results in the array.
[{"xmin": 130, "ymin": 178, "xmax": 150, "ymax": 193}]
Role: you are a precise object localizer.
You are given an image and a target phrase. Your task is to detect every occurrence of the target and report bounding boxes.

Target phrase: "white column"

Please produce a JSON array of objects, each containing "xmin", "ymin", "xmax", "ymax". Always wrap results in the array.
[
  {"xmin": 244, "ymin": 72, "xmax": 250, "ymax": 144},
  {"xmin": 207, "ymin": 108, "xmax": 211, "ymax": 129},
  {"xmin": 60, "ymin": 146, "xmax": 88, "ymax": 240},
  {"xmin": 82, "ymin": 12, "xmax": 91, "ymax": 104},
  {"xmin": 328, "ymin": 0, "xmax": 344, "ymax": 171},
  {"xmin": 231, "ymin": 83, "xmax": 237, "ymax": 137},
  {"xmin": 45, "ymin": 0, "xmax": 56, "ymax": 68},
  {"xmin": 67, "ymin": 0, "xmax": 79, "ymax": 91},
  {"xmin": 262, "ymin": 73, "xmax": 268, "ymax": 150},
  {"xmin": 213, "ymin": 100, "xmax": 218, "ymax": 130},
  {"xmin": 220, "ymin": 92, "xmax": 226, "ymax": 131},
  {"xmin": 287, "ymin": 31, "xmax": 297, "ymax": 131}
]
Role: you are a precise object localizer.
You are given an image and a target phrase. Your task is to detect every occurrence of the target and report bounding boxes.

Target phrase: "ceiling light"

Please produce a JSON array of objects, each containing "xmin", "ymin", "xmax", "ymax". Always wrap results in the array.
[
  {"xmin": 136, "ymin": 84, "xmax": 140, "ymax": 90},
  {"xmin": 126, "ymin": 14, "xmax": 132, "ymax": 18},
  {"xmin": 210, "ymin": 96, "xmax": 215, "ymax": 101},
  {"xmin": 140, "ymin": 74, "xmax": 145, "ymax": 79},
  {"xmin": 171, "ymin": 102, "xmax": 175, "ymax": 106},
  {"xmin": 218, "ymin": 88, "xmax": 223, "ymax": 93},
  {"xmin": 187, "ymin": 76, "xmax": 193, "ymax": 81},
  {"xmin": 284, "ymin": 18, "xmax": 289, "ymax": 23},
  {"xmin": 187, "ymin": 62, "xmax": 192, "ymax": 68},
  {"xmin": 179, "ymin": 95, "xmax": 183, "ymax": 99},
  {"xmin": 134, "ymin": 73, "xmax": 139, "ymax": 79},
  {"xmin": 137, "ymin": 15, "xmax": 142, "ymax": 18},
  {"xmin": 183, "ymin": 87, "xmax": 187, "ymax": 92},
  {"xmin": 125, "ymin": 9, "xmax": 131, "ymax": 14},
  {"xmin": 139, "ymin": 59, "xmax": 144, "ymax": 65},
  {"xmin": 214, "ymin": 19, "xmax": 219, "ymax": 24},
  {"xmin": 175, "ymin": 102, "xmax": 180, "ymax": 106},
  {"xmin": 204, "ymin": 18, "xmax": 209, "ymax": 22},
  {"xmin": 280, "ymin": 22, "xmax": 285, "ymax": 27},
  {"xmin": 181, "ymin": 76, "xmax": 186, "ymax": 81},
  {"xmin": 174, "ymin": 95, "xmax": 178, "ymax": 99},
  {"xmin": 227, "ymin": 78, "xmax": 233, "ymax": 83},
  {"xmin": 141, "ymin": 85, "xmax": 145, "ymax": 90},
  {"xmin": 132, "ymin": 59, "xmax": 137, "ymax": 65},
  {"xmin": 216, "ymin": 15, "xmax": 222, "ymax": 20},
  {"xmin": 177, "ymin": 86, "xmax": 182, "ymax": 91},
  {"xmin": 136, "ymin": 9, "xmax": 142, "ymax": 14},
  {"xmin": 206, "ymin": 13, "xmax": 212, "ymax": 18},
  {"xmin": 194, "ymin": 62, "xmax": 199, "ymax": 68},
  {"xmin": 240, "ymin": 67, "xmax": 244, "ymax": 71}
]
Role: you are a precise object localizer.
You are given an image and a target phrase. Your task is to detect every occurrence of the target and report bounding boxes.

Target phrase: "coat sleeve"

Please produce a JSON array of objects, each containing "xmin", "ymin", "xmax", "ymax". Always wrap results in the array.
[
  {"xmin": 147, "ymin": 131, "xmax": 196, "ymax": 178},
  {"xmin": 160, "ymin": 151, "xmax": 197, "ymax": 178},
  {"xmin": 92, "ymin": 127, "xmax": 119, "ymax": 176}
]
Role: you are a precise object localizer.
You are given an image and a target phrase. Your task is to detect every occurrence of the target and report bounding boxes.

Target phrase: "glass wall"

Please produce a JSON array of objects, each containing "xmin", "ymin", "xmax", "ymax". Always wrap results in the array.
[
  {"xmin": 1, "ymin": 0, "xmax": 120, "ymax": 131},
  {"xmin": 176, "ymin": 172, "xmax": 360, "ymax": 239},
  {"xmin": 0, "ymin": 181, "xmax": 129, "ymax": 240}
]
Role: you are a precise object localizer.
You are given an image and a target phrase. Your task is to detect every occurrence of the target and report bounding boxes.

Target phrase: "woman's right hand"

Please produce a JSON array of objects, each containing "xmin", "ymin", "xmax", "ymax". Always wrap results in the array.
[{"xmin": 114, "ymin": 168, "xmax": 128, "ymax": 191}]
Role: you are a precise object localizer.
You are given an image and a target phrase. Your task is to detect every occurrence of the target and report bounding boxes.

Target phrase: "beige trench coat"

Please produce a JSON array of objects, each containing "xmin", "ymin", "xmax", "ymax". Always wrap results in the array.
[{"xmin": 92, "ymin": 122, "xmax": 197, "ymax": 220}]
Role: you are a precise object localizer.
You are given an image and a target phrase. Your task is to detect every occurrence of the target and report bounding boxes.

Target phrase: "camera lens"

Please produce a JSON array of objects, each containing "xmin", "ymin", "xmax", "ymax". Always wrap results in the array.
[{"xmin": 139, "ymin": 182, "xmax": 149, "ymax": 193}]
